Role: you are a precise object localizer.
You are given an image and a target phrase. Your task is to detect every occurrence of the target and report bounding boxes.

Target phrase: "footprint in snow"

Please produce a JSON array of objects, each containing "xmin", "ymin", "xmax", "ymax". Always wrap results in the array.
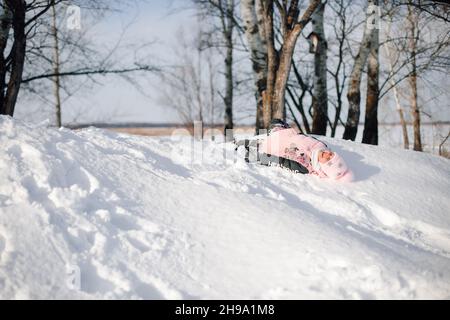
[
  {"xmin": 110, "ymin": 213, "xmax": 139, "ymax": 231},
  {"xmin": 356, "ymin": 197, "xmax": 450, "ymax": 257}
]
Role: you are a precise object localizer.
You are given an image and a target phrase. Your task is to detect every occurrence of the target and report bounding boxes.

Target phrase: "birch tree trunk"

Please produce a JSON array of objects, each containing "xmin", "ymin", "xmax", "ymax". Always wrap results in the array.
[
  {"xmin": 223, "ymin": 0, "xmax": 234, "ymax": 139},
  {"xmin": 343, "ymin": 0, "xmax": 377, "ymax": 141},
  {"xmin": 396, "ymin": 92, "xmax": 409, "ymax": 149},
  {"xmin": 255, "ymin": 0, "xmax": 268, "ymax": 130},
  {"xmin": 362, "ymin": 21, "xmax": 379, "ymax": 145},
  {"xmin": 51, "ymin": 3, "xmax": 62, "ymax": 127},
  {"xmin": 241, "ymin": 0, "xmax": 267, "ymax": 132},
  {"xmin": 408, "ymin": 4, "xmax": 422, "ymax": 151},
  {"xmin": 207, "ymin": 52, "xmax": 215, "ymax": 139},
  {"xmin": 311, "ymin": 2, "xmax": 328, "ymax": 136}
]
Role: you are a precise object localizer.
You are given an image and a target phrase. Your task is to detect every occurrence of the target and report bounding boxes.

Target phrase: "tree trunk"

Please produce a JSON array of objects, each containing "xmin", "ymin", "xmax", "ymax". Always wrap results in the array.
[
  {"xmin": 207, "ymin": 52, "xmax": 215, "ymax": 139},
  {"xmin": 362, "ymin": 22, "xmax": 379, "ymax": 145},
  {"xmin": 262, "ymin": 0, "xmax": 320, "ymax": 127},
  {"xmin": 343, "ymin": 0, "xmax": 377, "ymax": 141},
  {"xmin": 241, "ymin": 0, "xmax": 267, "ymax": 133},
  {"xmin": 0, "ymin": 3, "xmax": 12, "ymax": 114},
  {"xmin": 409, "ymin": 73, "xmax": 422, "ymax": 151},
  {"xmin": 408, "ymin": 4, "xmax": 422, "ymax": 151},
  {"xmin": 311, "ymin": 2, "xmax": 328, "ymax": 136},
  {"xmin": 329, "ymin": 1, "xmax": 347, "ymax": 138},
  {"xmin": 262, "ymin": 0, "xmax": 276, "ymax": 128},
  {"xmin": 2, "ymin": 0, "xmax": 26, "ymax": 117},
  {"xmin": 272, "ymin": 1, "xmax": 320, "ymax": 121},
  {"xmin": 223, "ymin": 0, "xmax": 234, "ymax": 140},
  {"xmin": 51, "ymin": 3, "xmax": 62, "ymax": 127},
  {"xmin": 194, "ymin": 27, "xmax": 204, "ymax": 138},
  {"xmin": 271, "ymin": 30, "xmax": 298, "ymax": 120}
]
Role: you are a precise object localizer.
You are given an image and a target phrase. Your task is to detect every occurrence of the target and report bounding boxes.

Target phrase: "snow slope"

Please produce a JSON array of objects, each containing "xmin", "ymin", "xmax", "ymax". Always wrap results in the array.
[{"xmin": 0, "ymin": 116, "xmax": 449, "ymax": 299}]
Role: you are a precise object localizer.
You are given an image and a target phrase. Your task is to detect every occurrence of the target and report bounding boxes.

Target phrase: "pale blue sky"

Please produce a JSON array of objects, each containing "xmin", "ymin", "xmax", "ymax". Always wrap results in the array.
[
  {"xmin": 16, "ymin": 0, "xmax": 195, "ymax": 124},
  {"xmin": 83, "ymin": 1, "xmax": 189, "ymax": 123},
  {"xmin": 76, "ymin": 0, "xmax": 195, "ymax": 124}
]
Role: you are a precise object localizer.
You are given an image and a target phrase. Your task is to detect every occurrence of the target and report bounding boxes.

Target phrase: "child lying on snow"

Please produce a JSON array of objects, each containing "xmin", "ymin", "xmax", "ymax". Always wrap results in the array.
[{"xmin": 254, "ymin": 119, "xmax": 354, "ymax": 182}]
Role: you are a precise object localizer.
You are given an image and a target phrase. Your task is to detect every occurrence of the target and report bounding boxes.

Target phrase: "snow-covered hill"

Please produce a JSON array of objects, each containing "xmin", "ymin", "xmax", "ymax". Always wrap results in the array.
[{"xmin": 0, "ymin": 116, "xmax": 449, "ymax": 299}]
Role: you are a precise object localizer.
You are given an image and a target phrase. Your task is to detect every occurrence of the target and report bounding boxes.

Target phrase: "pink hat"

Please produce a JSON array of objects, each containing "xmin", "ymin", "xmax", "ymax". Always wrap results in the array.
[{"xmin": 320, "ymin": 153, "xmax": 354, "ymax": 182}]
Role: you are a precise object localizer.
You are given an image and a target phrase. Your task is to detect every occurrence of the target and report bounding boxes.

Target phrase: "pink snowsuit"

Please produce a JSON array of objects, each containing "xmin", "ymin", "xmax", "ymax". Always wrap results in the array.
[{"xmin": 259, "ymin": 128, "xmax": 354, "ymax": 181}]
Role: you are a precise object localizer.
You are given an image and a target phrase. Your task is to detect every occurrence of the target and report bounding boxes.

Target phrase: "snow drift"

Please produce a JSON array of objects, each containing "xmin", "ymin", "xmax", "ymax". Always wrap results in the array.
[{"xmin": 0, "ymin": 116, "xmax": 449, "ymax": 299}]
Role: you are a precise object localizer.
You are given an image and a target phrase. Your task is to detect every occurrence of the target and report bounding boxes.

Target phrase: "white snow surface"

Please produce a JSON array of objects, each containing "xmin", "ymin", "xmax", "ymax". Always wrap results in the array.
[{"xmin": 0, "ymin": 116, "xmax": 449, "ymax": 299}]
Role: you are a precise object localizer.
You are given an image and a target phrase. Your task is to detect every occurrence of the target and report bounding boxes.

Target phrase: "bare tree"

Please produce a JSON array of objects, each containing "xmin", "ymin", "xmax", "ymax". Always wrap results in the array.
[
  {"xmin": 309, "ymin": 1, "xmax": 328, "ymax": 135},
  {"xmin": 392, "ymin": 0, "xmax": 450, "ymax": 23},
  {"xmin": 158, "ymin": 29, "xmax": 219, "ymax": 134},
  {"xmin": 383, "ymin": 9, "xmax": 409, "ymax": 149},
  {"xmin": 407, "ymin": 3, "xmax": 422, "ymax": 151},
  {"xmin": 260, "ymin": 0, "xmax": 321, "ymax": 127},
  {"xmin": 379, "ymin": 1, "xmax": 450, "ymax": 151},
  {"xmin": 343, "ymin": 0, "xmax": 378, "ymax": 141},
  {"xmin": 439, "ymin": 130, "xmax": 450, "ymax": 158},
  {"xmin": 50, "ymin": 2, "xmax": 62, "ymax": 127},
  {"xmin": 0, "ymin": 0, "xmax": 29, "ymax": 116},
  {"xmin": 241, "ymin": 0, "xmax": 267, "ymax": 131},
  {"xmin": 362, "ymin": 4, "xmax": 380, "ymax": 145},
  {"xmin": 222, "ymin": 0, "xmax": 236, "ymax": 138},
  {"xmin": 1, "ymin": 0, "xmax": 157, "ymax": 125},
  {"xmin": 326, "ymin": 0, "xmax": 361, "ymax": 138},
  {"xmin": 193, "ymin": 0, "xmax": 238, "ymax": 139}
]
